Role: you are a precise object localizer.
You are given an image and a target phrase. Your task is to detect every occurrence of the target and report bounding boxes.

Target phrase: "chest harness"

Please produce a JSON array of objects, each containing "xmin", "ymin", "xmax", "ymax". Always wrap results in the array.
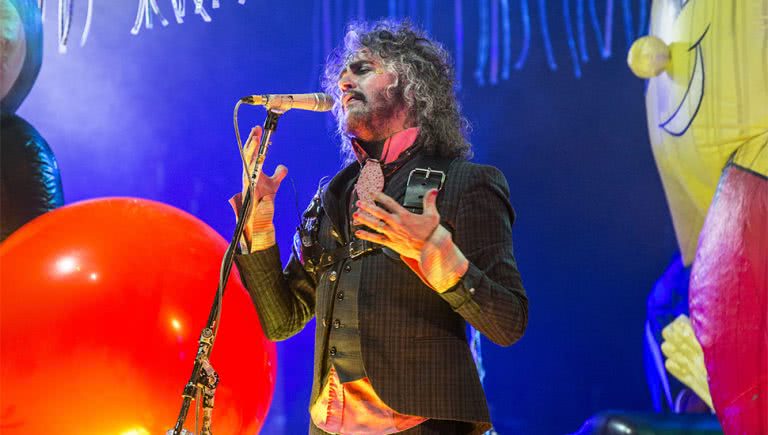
[{"xmin": 297, "ymin": 158, "xmax": 452, "ymax": 272}]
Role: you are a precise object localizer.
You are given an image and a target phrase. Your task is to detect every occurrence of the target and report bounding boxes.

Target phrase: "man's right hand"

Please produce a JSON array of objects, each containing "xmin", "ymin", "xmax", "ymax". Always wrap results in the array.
[{"xmin": 229, "ymin": 125, "xmax": 288, "ymax": 251}]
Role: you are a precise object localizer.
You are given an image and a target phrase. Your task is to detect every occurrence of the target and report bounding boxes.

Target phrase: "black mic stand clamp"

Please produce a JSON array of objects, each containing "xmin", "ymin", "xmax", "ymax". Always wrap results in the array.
[
  {"xmin": 167, "ymin": 326, "xmax": 219, "ymax": 435},
  {"xmin": 187, "ymin": 327, "xmax": 219, "ymax": 435},
  {"xmin": 198, "ymin": 356, "xmax": 219, "ymax": 435}
]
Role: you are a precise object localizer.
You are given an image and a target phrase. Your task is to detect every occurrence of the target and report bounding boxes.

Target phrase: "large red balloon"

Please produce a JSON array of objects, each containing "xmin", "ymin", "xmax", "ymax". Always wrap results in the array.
[{"xmin": 0, "ymin": 198, "xmax": 276, "ymax": 434}]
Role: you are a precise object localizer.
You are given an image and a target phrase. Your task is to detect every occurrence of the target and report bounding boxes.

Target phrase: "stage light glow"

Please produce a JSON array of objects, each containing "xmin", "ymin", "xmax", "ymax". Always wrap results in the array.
[
  {"xmin": 119, "ymin": 427, "xmax": 150, "ymax": 435},
  {"xmin": 55, "ymin": 256, "xmax": 78, "ymax": 275},
  {"xmin": 611, "ymin": 422, "xmax": 632, "ymax": 434},
  {"xmin": 171, "ymin": 317, "xmax": 182, "ymax": 332}
]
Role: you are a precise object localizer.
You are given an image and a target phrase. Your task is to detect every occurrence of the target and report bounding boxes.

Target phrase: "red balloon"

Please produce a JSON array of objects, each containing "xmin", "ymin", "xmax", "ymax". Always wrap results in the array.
[{"xmin": 0, "ymin": 198, "xmax": 276, "ymax": 434}]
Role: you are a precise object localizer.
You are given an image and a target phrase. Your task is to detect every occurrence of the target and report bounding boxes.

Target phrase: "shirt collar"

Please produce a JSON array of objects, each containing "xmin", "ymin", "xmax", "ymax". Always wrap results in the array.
[{"xmin": 351, "ymin": 127, "xmax": 420, "ymax": 165}]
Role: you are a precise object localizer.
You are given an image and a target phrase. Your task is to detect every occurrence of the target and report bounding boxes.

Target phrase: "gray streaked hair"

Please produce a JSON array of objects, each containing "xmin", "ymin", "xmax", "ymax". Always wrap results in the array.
[{"xmin": 322, "ymin": 20, "xmax": 472, "ymax": 164}]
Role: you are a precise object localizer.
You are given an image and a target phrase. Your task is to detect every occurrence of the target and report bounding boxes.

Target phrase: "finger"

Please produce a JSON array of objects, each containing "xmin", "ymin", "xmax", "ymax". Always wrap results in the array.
[
  {"xmin": 261, "ymin": 165, "xmax": 288, "ymax": 196},
  {"xmin": 356, "ymin": 200, "xmax": 398, "ymax": 226},
  {"xmin": 422, "ymin": 189, "xmax": 439, "ymax": 216},
  {"xmin": 246, "ymin": 126, "xmax": 263, "ymax": 148},
  {"xmin": 352, "ymin": 211, "xmax": 390, "ymax": 234},
  {"xmin": 661, "ymin": 341, "xmax": 676, "ymax": 357},
  {"xmin": 374, "ymin": 192, "xmax": 409, "ymax": 215},
  {"xmin": 228, "ymin": 193, "xmax": 243, "ymax": 215},
  {"xmin": 354, "ymin": 229, "xmax": 396, "ymax": 250},
  {"xmin": 271, "ymin": 164, "xmax": 289, "ymax": 184},
  {"xmin": 244, "ymin": 126, "xmax": 263, "ymax": 169}
]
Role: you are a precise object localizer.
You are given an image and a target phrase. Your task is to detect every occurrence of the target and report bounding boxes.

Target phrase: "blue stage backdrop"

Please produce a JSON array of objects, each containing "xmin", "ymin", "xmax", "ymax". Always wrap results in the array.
[{"xmin": 20, "ymin": 1, "xmax": 676, "ymax": 433}]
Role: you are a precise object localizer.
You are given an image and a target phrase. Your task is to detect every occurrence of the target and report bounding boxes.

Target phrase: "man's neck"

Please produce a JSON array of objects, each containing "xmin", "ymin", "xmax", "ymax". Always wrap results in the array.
[
  {"xmin": 351, "ymin": 127, "xmax": 421, "ymax": 165},
  {"xmin": 354, "ymin": 138, "xmax": 387, "ymax": 160}
]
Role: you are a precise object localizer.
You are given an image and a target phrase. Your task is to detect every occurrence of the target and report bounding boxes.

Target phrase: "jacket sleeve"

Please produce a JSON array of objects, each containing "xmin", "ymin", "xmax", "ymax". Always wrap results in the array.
[
  {"xmin": 234, "ymin": 239, "xmax": 317, "ymax": 342},
  {"xmin": 438, "ymin": 164, "xmax": 529, "ymax": 346}
]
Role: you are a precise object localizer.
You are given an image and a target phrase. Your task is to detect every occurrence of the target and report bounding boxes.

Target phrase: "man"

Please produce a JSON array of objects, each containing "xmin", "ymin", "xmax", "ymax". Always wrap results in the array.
[{"xmin": 231, "ymin": 20, "xmax": 528, "ymax": 434}]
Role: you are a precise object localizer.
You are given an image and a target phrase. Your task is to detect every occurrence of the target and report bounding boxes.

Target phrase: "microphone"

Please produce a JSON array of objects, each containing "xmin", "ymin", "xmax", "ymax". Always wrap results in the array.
[{"xmin": 239, "ymin": 93, "xmax": 333, "ymax": 113}]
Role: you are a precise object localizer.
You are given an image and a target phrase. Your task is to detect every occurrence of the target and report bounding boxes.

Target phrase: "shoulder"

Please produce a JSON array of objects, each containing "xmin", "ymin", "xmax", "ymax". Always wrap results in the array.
[
  {"xmin": 446, "ymin": 160, "xmax": 510, "ymax": 194},
  {"xmin": 436, "ymin": 159, "xmax": 514, "ymax": 222}
]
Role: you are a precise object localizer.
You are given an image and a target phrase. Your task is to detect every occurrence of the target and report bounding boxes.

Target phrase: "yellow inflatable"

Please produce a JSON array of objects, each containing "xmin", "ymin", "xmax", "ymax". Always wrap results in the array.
[
  {"xmin": 629, "ymin": 1, "xmax": 767, "ymax": 433},
  {"xmin": 629, "ymin": 0, "xmax": 767, "ymax": 265}
]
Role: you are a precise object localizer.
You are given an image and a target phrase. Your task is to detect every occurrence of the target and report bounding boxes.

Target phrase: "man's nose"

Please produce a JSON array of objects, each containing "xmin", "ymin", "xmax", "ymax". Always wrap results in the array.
[{"xmin": 338, "ymin": 73, "xmax": 355, "ymax": 92}]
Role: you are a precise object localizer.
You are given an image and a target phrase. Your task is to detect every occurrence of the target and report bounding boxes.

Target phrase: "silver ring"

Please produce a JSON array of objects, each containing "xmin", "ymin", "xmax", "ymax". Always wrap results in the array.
[{"xmin": 377, "ymin": 219, "xmax": 386, "ymax": 228}]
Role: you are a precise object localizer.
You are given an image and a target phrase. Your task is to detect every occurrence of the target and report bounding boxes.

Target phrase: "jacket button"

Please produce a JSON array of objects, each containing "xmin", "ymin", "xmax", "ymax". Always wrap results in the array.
[
  {"xmin": 329, "ymin": 271, "xmax": 337, "ymax": 282},
  {"xmin": 329, "ymin": 346, "xmax": 337, "ymax": 356},
  {"xmin": 344, "ymin": 264, "xmax": 352, "ymax": 272},
  {"xmin": 469, "ymin": 287, "xmax": 476, "ymax": 295},
  {"xmin": 333, "ymin": 319, "xmax": 341, "ymax": 329},
  {"xmin": 337, "ymin": 292, "xmax": 344, "ymax": 301}
]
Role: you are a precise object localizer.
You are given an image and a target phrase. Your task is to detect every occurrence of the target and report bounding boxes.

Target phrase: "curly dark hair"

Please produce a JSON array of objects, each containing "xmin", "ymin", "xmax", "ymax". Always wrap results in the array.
[{"xmin": 323, "ymin": 20, "xmax": 472, "ymax": 164}]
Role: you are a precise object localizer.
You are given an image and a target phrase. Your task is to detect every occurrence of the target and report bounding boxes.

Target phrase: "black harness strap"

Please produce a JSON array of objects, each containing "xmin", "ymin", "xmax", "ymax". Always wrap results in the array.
[
  {"xmin": 306, "ymin": 155, "xmax": 455, "ymax": 270},
  {"xmin": 317, "ymin": 238, "xmax": 380, "ymax": 269},
  {"xmin": 403, "ymin": 166, "xmax": 448, "ymax": 214}
]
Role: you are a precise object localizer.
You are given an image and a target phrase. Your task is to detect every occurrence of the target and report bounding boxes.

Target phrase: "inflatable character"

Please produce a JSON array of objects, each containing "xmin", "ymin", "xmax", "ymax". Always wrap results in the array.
[
  {"xmin": 628, "ymin": 1, "xmax": 767, "ymax": 432},
  {"xmin": 1, "ymin": 0, "xmax": 63, "ymax": 241}
]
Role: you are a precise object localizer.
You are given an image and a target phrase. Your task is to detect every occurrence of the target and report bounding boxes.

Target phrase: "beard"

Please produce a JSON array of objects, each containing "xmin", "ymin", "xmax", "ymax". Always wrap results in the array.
[{"xmin": 341, "ymin": 87, "xmax": 405, "ymax": 141}]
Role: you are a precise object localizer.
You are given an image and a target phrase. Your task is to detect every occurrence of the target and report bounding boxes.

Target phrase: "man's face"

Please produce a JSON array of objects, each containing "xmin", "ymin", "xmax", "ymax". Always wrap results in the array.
[{"xmin": 337, "ymin": 51, "xmax": 408, "ymax": 141}]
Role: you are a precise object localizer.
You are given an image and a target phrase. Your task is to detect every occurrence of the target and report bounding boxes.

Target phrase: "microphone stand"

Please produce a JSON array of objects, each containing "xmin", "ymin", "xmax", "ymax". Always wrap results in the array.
[{"xmin": 169, "ymin": 109, "xmax": 282, "ymax": 435}]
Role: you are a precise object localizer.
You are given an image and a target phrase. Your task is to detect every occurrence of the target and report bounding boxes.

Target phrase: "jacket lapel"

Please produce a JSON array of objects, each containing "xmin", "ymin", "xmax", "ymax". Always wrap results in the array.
[{"xmin": 321, "ymin": 162, "xmax": 360, "ymax": 244}]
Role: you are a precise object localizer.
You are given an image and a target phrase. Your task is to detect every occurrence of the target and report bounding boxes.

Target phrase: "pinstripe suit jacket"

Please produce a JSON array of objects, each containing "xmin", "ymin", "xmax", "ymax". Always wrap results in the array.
[{"xmin": 234, "ymin": 152, "xmax": 528, "ymax": 434}]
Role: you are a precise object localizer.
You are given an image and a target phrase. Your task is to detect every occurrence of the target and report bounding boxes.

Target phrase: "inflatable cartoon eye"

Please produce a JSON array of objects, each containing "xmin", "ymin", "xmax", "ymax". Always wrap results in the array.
[{"xmin": 0, "ymin": 0, "xmax": 42, "ymax": 115}]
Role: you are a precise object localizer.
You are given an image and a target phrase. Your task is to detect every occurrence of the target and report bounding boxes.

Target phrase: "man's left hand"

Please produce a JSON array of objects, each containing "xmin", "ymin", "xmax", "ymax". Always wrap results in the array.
[{"xmin": 353, "ymin": 189, "xmax": 440, "ymax": 260}]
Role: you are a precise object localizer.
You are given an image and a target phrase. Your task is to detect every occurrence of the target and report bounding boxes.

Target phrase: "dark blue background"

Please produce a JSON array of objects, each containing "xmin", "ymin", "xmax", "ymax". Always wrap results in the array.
[{"xmin": 20, "ymin": 1, "xmax": 676, "ymax": 433}]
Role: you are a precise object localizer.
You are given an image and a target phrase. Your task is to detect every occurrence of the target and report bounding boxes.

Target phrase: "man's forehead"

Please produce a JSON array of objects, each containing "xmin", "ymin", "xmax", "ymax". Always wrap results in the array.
[{"xmin": 344, "ymin": 49, "xmax": 382, "ymax": 66}]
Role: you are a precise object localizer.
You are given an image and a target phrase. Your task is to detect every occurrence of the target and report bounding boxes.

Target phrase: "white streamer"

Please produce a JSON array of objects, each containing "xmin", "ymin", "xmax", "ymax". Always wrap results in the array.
[
  {"xmin": 171, "ymin": 0, "xmax": 186, "ymax": 23},
  {"xmin": 150, "ymin": 0, "xmax": 169, "ymax": 27},
  {"xmin": 193, "ymin": 0, "xmax": 212, "ymax": 22},
  {"xmin": 131, "ymin": 0, "xmax": 169, "ymax": 35},
  {"xmin": 80, "ymin": 0, "xmax": 93, "ymax": 46},
  {"xmin": 57, "ymin": 0, "xmax": 73, "ymax": 53}
]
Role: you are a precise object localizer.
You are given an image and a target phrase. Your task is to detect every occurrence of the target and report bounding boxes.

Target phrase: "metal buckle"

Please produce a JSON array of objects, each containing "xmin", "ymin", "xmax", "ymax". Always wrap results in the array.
[
  {"xmin": 407, "ymin": 167, "xmax": 446, "ymax": 189},
  {"xmin": 349, "ymin": 239, "xmax": 366, "ymax": 259}
]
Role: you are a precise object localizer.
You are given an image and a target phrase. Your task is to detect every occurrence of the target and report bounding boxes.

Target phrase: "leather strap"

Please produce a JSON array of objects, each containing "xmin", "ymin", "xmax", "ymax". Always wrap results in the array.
[
  {"xmin": 317, "ymin": 238, "xmax": 380, "ymax": 269},
  {"xmin": 318, "ymin": 155, "xmax": 455, "ymax": 269},
  {"xmin": 403, "ymin": 156, "xmax": 454, "ymax": 214}
]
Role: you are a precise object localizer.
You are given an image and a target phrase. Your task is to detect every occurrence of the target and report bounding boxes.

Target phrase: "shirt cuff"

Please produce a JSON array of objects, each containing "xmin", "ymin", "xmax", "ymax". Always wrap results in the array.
[{"xmin": 438, "ymin": 261, "xmax": 484, "ymax": 309}]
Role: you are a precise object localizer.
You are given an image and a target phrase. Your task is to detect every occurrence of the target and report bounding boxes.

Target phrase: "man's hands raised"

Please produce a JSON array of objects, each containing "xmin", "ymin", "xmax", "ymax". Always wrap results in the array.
[
  {"xmin": 229, "ymin": 126, "xmax": 288, "ymax": 251},
  {"xmin": 353, "ymin": 189, "xmax": 440, "ymax": 261}
]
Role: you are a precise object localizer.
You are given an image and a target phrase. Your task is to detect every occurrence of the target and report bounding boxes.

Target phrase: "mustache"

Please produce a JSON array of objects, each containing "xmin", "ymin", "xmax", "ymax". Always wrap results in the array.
[{"xmin": 343, "ymin": 91, "xmax": 366, "ymax": 103}]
